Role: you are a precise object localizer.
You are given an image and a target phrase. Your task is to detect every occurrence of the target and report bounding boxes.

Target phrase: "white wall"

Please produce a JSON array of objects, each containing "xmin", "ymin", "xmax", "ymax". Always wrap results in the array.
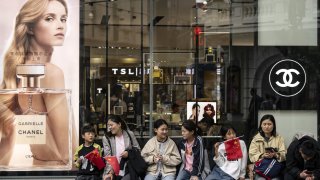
[{"xmin": 258, "ymin": 110, "xmax": 317, "ymax": 148}]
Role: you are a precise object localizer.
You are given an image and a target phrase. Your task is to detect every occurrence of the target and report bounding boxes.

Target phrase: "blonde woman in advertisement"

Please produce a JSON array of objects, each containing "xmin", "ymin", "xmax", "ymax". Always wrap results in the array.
[{"xmin": 0, "ymin": 0, "xmax": 75, "ymax": 166}]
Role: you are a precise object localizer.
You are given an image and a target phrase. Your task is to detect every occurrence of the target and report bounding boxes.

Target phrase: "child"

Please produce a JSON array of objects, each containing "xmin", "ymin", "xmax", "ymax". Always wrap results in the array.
[
  {"xmin": 177, "ymin": 120, "xmax": 204, "ymax": 180},
  {"xmin": 205, "ymin": 125, "xmax": 247, "ymax": 180},
  {"xmin": 141, "ymin": 119, "xmax": 182, "ymax": 180},
  {"xmin": 74, "ymin": 125, "xmax": 103, "ymax": 180}
]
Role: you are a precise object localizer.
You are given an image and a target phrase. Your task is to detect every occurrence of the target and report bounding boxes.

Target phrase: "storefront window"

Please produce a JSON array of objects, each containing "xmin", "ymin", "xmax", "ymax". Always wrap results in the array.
[
  {"xmin": 1, "ymin": 0, "xmax": 319, "ymax": 177},
  {"xmin": 81, "ymin": 0, "xmax": 320, "ymax": 145}
]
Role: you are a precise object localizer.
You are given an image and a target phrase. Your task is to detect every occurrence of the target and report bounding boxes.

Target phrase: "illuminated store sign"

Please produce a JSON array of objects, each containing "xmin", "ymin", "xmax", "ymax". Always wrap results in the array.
[
  {"xmin": 111, "ymin": 67, "xmax": 142, "ymax": 76},
  {"xmin": 269, "ymin": 59, "xmax": 306, "ymax": 97}
]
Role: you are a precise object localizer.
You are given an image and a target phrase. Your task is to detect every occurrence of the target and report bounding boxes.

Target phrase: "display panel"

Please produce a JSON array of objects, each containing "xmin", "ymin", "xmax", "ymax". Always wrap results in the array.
[
  {"xmin": 0, "ymin": 0, "xmax": 79, "ymax": 171},
  {"xmin": 187, "ymin": 101, "xmax": 217, "ymax": 123}
]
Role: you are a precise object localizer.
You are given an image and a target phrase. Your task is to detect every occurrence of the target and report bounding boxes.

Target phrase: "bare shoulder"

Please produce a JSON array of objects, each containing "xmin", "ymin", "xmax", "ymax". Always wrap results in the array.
[{"xmin": 42, "ymin": 63, "xmax": 65, "ymax": 88}]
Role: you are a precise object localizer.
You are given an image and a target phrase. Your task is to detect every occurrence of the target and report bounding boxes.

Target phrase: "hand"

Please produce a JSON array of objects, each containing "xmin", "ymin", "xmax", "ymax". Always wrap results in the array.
[
  {"xmin": 306, "ymin": 176, "xmax": 314, "ymax": 180},
  {"xmin": 103, "ymin": 173, "xmax": 113, "ymax": 180},
  {"xmin": 120, "ymin": 151, "xmax": 128, "ymax": 158},
  {"xmin": 214, "ymin": 142, "xmax": 221, "ymax": 158},
  {"xmin": 190, "ymin": 176, "xmax": 199, "ymax": 180},
  {"xmin": 153, "ymin": 154, "xmax": 162, "ymax": 163},
  {"xmin": 300, "ymin": 170, "xmax": 312, "ymax": 179},
  {"xmin": 239, "ymin": 177, "xmax": 245, "ymax": 180},
  {"xmin": 214, "ymin": 142, "xmax": 221, "ymax": 150},
  {"xmin": 158, "ymin": 154, "xmax": 163, "ymax": 161},
  {"xmin": 76, "ymin": 156, "xmax": 84, "ymax": 164},
  {"xmin": 262, "ymin": 152, "xmax": 275, "ymax": 159}
]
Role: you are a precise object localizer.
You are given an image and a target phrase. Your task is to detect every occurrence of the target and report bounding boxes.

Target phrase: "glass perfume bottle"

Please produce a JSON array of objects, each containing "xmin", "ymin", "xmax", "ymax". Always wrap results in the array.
[{"xmin": 0, "ymin": 64, "xmax": 72, "ymax": 170}]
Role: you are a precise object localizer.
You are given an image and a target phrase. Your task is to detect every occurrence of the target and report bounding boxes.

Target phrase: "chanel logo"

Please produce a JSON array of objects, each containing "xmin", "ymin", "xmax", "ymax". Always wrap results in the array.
[
  {"xmin": 275, "ymin": 69, "xmax": 300, "ymax": 87},
  {"xmin": 269, "ymin": 59, "xmax": 306, "ymax": 97}
]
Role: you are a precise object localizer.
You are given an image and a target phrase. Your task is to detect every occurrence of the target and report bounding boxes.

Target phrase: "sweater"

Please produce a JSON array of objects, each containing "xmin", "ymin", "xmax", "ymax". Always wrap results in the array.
[{"xmin": 214, "ymin": 139, "xmax": 247, "ymax": 179}]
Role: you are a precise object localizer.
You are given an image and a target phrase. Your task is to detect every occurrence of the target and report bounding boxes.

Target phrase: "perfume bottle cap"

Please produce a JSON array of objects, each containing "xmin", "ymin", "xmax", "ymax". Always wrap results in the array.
[
  {"xmin": 16, "ymin": 64, "xmax": 45, "ymax": 75},
  {"xmin": 16, "ymin": 64, "xmax": 45, "ymax": 88}
]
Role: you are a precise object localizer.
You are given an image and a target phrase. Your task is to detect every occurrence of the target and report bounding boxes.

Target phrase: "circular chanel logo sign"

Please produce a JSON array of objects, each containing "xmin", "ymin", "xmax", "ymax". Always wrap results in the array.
[{"xmin": 269, "ymin": 59, "xmax": 306, "ymax": 97}]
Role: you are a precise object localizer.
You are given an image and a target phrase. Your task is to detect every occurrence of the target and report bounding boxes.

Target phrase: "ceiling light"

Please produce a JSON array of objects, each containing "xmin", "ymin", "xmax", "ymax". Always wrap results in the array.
[{"xmin": 88, "ymin": 12, "xmax": 94, "ymax": 19}]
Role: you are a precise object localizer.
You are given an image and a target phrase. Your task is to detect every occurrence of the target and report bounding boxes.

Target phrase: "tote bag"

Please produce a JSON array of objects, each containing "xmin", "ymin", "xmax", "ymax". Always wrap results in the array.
[{"xmin": 254, "ymin": 158, "xmax": 284, "ymax": 179}]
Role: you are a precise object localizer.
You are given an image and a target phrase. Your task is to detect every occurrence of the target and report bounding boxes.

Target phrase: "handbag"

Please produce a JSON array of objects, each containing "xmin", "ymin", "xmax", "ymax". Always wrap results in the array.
[
  {"xmin": 125, "ymin": 130, "xmax": 147, "ymax": 176},
  {"xmin": 201, "ymin": 149, "xmax": 211, "ymax": 180},
  {"xmin": 254, "ymin": 158, "xmax": 284, "ymax": 180}
]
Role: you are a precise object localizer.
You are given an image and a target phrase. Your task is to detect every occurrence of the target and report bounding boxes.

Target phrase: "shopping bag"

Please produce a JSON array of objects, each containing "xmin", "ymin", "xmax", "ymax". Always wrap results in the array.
[{"xmin": 254, "ymin": 158, "xmax": 284, "ymax": 179}]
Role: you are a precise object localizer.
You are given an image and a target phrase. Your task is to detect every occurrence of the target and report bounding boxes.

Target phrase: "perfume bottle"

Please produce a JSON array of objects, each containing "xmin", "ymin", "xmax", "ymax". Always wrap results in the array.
[{"xmin": 0, "ymin": 64, "xmax": 73, "ymax": 170}]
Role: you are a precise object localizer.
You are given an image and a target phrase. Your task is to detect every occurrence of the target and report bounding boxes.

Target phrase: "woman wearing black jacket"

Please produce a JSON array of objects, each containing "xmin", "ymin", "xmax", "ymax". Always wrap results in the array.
[
  {"xmin": 285, "ymin": 135, "xmax": 320, "ymax": 180},
  {"xmin": 177, "ymin": 120, "xmax": 205, "ymax": 180}
]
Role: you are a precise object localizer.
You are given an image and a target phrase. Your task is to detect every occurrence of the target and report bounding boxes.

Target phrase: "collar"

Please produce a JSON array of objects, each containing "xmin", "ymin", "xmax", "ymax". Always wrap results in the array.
[
  {"xmin": 157, "ymin": 136, "xmax": 168, "ymax": 143},
  {"xmin": 84, "ymin": 142, "xmax": 94, "ymax": 147},
  {"xmin": 254, "ymin": 132, "xmax": 275, "ymax": 142},
  {"xmin": 183, "ymin": 136, "xmax": 199, "ymax": 147}
]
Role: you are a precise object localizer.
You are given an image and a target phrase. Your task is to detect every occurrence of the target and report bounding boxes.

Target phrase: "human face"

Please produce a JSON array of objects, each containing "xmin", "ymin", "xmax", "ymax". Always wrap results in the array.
[
  {"xmin": 261, "ymin": 119, "xmax": 274, "ymax": 136},
  {"xmin": 205, "ymin": 107, "xmax": 213, "ymax": 115},
  {"xmin": 31, "ymin": 1, "xmax": 67, "ymax": 48},
  {"xmin": 192, "ymin": 106, "xmax": 200, "ymax": 116},
  {"xmin": 299, "ymin": 149, "xmax": 313, "ymax": 161},
  {"xmin": 181, "ymin": 126, "xmax": 194, "ymax": 140},
  {"xmin": 224, "ymin": 129, "xmax": 236, "ymax": 140},
  {"xmin": 82, "ymin": 132, "xmax": 95, "ymax": 144},
  {"xmin": 154, "ymin": 124, "xmax": 168, "ymax": 141},
  {"xmin": 107, "ymin": 120, "xmax": 122, "ymax": 135}
]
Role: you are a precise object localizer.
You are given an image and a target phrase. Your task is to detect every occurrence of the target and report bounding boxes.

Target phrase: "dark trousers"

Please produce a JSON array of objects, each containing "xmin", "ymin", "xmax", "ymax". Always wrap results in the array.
[
  {"xmin": 76, "ymin": 175, "xmax": 100, "ymax": 180},
  {"xmin": 284, "ymin": 173, "xmax": 302, "ymax": 180}
]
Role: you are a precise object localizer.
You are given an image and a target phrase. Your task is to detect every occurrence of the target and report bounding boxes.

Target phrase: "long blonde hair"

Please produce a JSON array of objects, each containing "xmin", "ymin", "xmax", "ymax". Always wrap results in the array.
[
  {"xmin": 2, "ymin": 0, "xmax": 68, "ymax": 89},
  {"xmin": 0, "ymin": 0, "xmax": 68, "ymax": 139}
]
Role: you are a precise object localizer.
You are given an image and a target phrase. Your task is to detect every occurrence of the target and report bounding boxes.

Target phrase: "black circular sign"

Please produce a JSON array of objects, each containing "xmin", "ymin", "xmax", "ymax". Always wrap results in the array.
[{"xmin": 269, "ymin": 59, "xmax": 306, "ymax": 97}]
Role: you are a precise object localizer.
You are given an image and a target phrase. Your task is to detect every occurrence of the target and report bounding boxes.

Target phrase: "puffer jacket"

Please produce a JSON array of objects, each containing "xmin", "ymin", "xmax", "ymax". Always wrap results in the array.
[{"xmin": 249, "ymin": 132, "xmax": 286, "ymax": 163}]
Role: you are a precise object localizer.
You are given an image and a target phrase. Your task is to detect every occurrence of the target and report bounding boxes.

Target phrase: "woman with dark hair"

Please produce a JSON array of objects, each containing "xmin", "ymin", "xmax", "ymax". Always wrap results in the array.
[
  {"xmin": 198, "ymin": 104, "xmax": 215, "ymax": 135},
  {"xmin": 141, "ymin": 119, "xmax": 181, "ymax": 180},
  {"xmin": 102, "ymin": 115, "xmax": 140, "ymax": 180},
  {"xmin": 249, "ymin": 114, "xmax": 286, "ymax": 180},
  {"xmin": 177, "ymin": 120, "xmax": 204, "ymax": 180},
  {"xmin": 206, "ymin": 124, "xmax": 247, "ymax": 180},
  {"xmin": 201, "ymin": 104, "xmax": 215, "ymax": 125}
]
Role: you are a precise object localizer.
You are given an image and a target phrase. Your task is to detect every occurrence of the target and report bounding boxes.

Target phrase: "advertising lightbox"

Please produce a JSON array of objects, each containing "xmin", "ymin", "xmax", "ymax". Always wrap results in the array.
[{"xmin": 0, "ymin": 0, "xmax": 79, "ymax": 171}]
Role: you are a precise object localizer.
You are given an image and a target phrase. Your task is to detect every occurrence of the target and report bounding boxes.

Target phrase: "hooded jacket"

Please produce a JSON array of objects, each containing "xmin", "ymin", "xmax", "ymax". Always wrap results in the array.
[{"xmin": 286, "ymin": 136, "xmax": 320, "ymax": 179}]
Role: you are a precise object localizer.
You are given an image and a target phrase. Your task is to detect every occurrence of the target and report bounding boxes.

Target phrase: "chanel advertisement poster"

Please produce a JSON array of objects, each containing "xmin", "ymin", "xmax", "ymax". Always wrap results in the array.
[{"xmin": 0, "ymin": 0, "xmax": 79, "ymax": 170}]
